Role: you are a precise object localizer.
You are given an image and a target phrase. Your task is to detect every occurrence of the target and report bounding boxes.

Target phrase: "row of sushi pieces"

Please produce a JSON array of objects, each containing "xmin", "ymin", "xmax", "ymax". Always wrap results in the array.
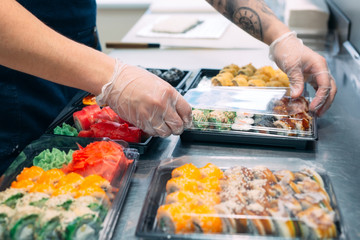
[
  {"xmin": 191, "ymin": 96, "xmax": 313, "ymax": 136},
  {"xmin": 0, "ymin": 140, "xmax": 133, "ymax": 239},
  {"xmin": 0, "ymin": 167, "xmax": 111, "ymax": 240},
  {"xmin": 53, "ymin": 103, "xmax": 143, "ymax": 143},
  {"xmin": 156, "ymin": 163, "xmax": 338, "ymax": 239},
  {"xmin": 210, "ymin": 63, "xmax": 290, "ymax": 87}
]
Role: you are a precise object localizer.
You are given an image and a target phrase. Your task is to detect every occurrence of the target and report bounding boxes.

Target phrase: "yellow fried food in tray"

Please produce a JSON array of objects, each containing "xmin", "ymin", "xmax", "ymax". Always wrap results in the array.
[{"xmin": 210, "ymin": 63, "xmax": 290, "ymax": 87}]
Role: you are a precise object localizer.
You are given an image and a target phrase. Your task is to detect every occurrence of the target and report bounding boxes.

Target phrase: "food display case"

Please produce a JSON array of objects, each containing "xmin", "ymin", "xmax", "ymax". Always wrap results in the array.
[
  {"xmin": 0, "ymin": 136, "xmax": 139, "ymax": 240},
  {"xmin": 181, "ymin": 87, "xmax": 317, "ymax": 149},
  {"xmin": 136, "ymin": 156, "xmax": 345, "ymax": 239}
]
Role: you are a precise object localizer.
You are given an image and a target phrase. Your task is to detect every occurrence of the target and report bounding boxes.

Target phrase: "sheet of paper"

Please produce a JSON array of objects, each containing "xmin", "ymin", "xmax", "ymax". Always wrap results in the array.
[{"xmin": 136, "ymin": 15, "xmax": 231, "ymax": 39}]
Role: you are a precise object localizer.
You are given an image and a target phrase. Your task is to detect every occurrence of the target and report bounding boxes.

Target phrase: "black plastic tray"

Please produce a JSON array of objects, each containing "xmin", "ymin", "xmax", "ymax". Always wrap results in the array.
[
  {"xmin": 0, "ymin": 136, "xmax": 139, "ymax": 240},
  {"xmin": 145, "ymin": 68, "xmax": 192, "ymax": 96},
  {"xmin": 136, "ymin": 156, "xmax": 345, "ymax": 240},
  {"xmin": 45, "ymin": 103, "xmax": 154, "ymax": 154}
]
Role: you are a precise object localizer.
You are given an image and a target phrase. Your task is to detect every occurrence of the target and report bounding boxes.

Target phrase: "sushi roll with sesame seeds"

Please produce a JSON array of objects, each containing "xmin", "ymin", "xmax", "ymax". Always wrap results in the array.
[
  {"xmin": 70, "ymin": 196, "xmax": 108, "ymax": 221},
  {"xmin": 16, "ymin": 192, "xmax": 50, "ymax": 208},
  {"xmin": 8, "ymin": 206, "xmax": 41, "ymax": 240},
  {"xmin": 0, "ymin": 205, "xmax": 15, "ymax": 239},
  {"xmin": 35, "ymin": 209, "xmax": 62, "ymax": 240},
  {"xmin": 0, "ymin": 188, "xmax": 25, "ymax": 209}
]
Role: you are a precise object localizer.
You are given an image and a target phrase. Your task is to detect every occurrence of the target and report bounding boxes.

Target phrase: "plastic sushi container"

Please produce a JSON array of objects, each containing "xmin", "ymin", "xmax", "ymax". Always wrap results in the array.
[
  {"xmin": 144, "ymin": 67, "xmax": 193, "ymax": 95},
  {"xmin": 183, "ymin": 65, "xmax": 292, "ymax": 94},
  {"xmin": 45, "ymin": 97, "xmax": 154, "ymax": 154},
  {"xmin": 136, "ymin": 155, "xmax": 346, "ymax": 240},
  {"xmin": 0, "ymin": 136, "xmax": 139, "ymax": 240},
  {"xmin": 180, "ymin": 87, "xmax": 317, "ymax": 149}
]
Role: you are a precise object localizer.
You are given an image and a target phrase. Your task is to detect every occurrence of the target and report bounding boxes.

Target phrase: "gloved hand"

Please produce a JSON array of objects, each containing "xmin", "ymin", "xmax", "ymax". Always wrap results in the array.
[
  {"xmin": 269, "ymin": 31, "xmax": 337, "ymax": 116},
  {"xmin": 96, "ymin": 59, "xmax": 192, "ymax": 137}
]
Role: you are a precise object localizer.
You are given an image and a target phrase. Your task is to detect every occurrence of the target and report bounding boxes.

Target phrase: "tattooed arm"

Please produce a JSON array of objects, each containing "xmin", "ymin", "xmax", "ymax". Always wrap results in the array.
[
  {"xmin": 206, "ymin": 0, "xmax": 290, "ymax": 44},
  {"xmin": 206, "ymin": 0, "xmax": 337, "ymax": 116}
]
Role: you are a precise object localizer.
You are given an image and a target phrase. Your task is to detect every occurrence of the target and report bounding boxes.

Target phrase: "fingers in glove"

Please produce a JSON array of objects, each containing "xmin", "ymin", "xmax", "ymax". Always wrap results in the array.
[
  {"xmin": 312, "ymin": 76, "xmax": 337, "ymax": 116},
  {"xmin": 288, "ymin": 67, "xmax": 305, "ymax": 98},
  {"xmin": 308, "ymin": 71, "xmax": 334, "ymax": 115},
  {"xmin": 175, "ymin": 94, "xmax": 192, "ymax": 129}
]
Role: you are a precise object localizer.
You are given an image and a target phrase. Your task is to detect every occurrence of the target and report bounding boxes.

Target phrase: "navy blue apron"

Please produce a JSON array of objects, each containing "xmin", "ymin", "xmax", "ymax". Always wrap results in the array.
[{"xmin": 0, "ymin": 0, "xmax": 101, "ymax": 174}]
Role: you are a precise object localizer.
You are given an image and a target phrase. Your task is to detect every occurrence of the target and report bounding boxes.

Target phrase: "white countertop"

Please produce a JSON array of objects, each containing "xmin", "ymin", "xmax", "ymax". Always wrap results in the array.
[{"xmin": 121, "ymin": 13, "xmax": 268, "ymax": 49}]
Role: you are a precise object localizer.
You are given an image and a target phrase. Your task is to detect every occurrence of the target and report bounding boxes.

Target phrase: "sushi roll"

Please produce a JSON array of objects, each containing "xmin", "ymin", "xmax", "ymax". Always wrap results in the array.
[
  {"xmin": 11, "ymin": 179, "xmax": 35, "ymax": 191},
  {"xmin": 52, "ymin": 185, "xmax": 77, "ymax": 197},
  {"xmin": 0, "ymin": 188, "xmax": 25, "ymax": 209},
  {"xmin": 165, "ymin": 191, "xmax": 198, "ymax": 206},
  {"xmin": 199, "ymin": 163, "xmax": 224, "ymax": 179},
  {"xmin": 29, "ymin": 183, "xmax": 56, "ymax": 195},
  {"xmin": 246, "ymin": 205, "xmax": 276, "ymax": 236},
  {"xmin": 37, "ymin": 169, "xmax": 65, "ymax": 185},
  {"xmin": 198, "ymin": 177, "xmax": 221, "ymax": 192},
  {"xmin": 171, "ymin": 163, "xmax": 202, "ymax": 180},
  {"xmin": 191, "ymin": 205, "xmax": 223, "ymax": 233},
  {"xmin": 156, "ymin": 203, "xmax": 194, "ymax": 234},
  {"xmin": 231, "ymin": 76, "xmax": 248, "ymax": 86},
  {"xmin": 75, "ymin": 185, "xmax": 109, "ymax": 205},
  {"xmin": 35, "ymin": 209, "xmax": 62, "ymax": 240},
  {"xmin": 146, "ymin": 68, "xmax": 162, "ymax": 77},
  {"xmin": 56, "ymin": 172, "xmax": 85, "ymax": 189},
  {"xmin": 16, "ymin": 166, "xmax": 45, "ymax": 182},
  {"xmin": 192, "ymin": 109, "xmax": 209, "ymax": 129},
  {"xmin": 297, "ymin": 206, "xmax": 337, "ymax": 239},
  {"xmin": 296, "ymin": 168, "xmax": 325, "ymax": 188},
  {"xmin": 252, "ymin": 166, "xmax": 277, "ymax": 185},
  {"xmin": 16, "ymin": 192, "xmax": 50, "ymax": 208},
  {"xmin": 296, "ymin": 179, "xmax": 330, "ymax": 202},
  {"xmin": 214, "ymin": 201, "xmax": 248, "ymax": 233},
  {"xmin": 71, "ymin": 196, "xmax": 108, "ymax": 222},
  {"xmin": 166, "ymin": 176, "xmax": 199, "ymax": 194},
  {"xmin": 60, "ymin": 208, "xmax": 102, "ymax": 240},
  {"xmin": 45, "ymin": 195, "xmax": 74, "ymax": 211},
  {"xmin": 248, "ymin": 79, "xmax": 266, "ymax": 87},
  {"xmin": 195, "ymin": 190, "xmax": 221, "ymax": 206},
  {"xmin": 0, "ymin": 205, "xmax": 15, "ymax": 239},
  {"xmin": 274, "ymin": 169, "xmax": 296, "ymax": 183},
  {"xmin": 237, "ymin": 63, "xmax": 256, "ymax": 76},
  {"xmin": 8, "ymin": 206, "xmax": 41, "ymax": 240},
  {"xmin": 267, "ymin": 204, "xmax": 302, "ymax": 238}
]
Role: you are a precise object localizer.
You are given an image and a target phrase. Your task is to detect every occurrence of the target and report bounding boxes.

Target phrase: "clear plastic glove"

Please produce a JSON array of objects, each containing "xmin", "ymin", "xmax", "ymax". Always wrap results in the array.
[
  {"xmin": 269, "ymin": 31, "xmax": 337, "ymax": 116},
  {"xmin": 96, "ymin": 59, "xmax": 192, "ymax": 137}
]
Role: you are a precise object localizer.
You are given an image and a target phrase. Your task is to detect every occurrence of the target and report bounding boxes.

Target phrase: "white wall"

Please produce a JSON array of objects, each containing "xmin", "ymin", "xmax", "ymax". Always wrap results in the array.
[{"xmin": 96, "ymin": 6, "xmax": 148, "ymax": 53}]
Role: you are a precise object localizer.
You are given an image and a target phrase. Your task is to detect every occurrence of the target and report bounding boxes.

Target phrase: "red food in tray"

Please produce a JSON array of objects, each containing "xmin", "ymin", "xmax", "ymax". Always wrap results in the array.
[
  {"xmin": 62, "ymin": 141, "xmax": 133, "ymax": 182},
  {"xmin": 73, "ymin": 104, "xmax": 142, "ymax": 143}
]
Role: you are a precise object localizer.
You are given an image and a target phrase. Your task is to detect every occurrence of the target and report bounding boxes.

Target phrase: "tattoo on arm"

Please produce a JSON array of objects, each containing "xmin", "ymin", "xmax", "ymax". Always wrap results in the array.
[
  {"xmin": 206, "ymin": 0, "xmax": 277, "ymax": 42},
  {"xmin": 233, "ymin": 7, "xmax": 263, "ymax": 41}
]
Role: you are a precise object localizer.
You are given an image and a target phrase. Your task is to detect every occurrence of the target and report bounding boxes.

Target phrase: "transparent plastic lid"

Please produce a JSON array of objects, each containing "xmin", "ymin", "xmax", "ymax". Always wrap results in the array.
[
  {"xmin": 0, "ymin": 136, "xmax": 139, "ymax": 240},
  {"xmin": 137, "ymin": 156, "xmax": 344, "ymax": 240},
  {"xmin": 184, "ymin": 88, "xmax": 315, "ymax": 137}
]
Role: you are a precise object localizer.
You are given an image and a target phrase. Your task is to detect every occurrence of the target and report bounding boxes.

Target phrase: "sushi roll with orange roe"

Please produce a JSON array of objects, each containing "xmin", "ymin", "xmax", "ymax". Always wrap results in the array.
[
  {"xmin": 52, "ymin": 184, "xmax": 77, "ymax": 197},
  {"xmin": 199, "ymin": 163, "xmax": 224, "ymax": 179},
  {"xmin": 198, "ymin": 177, "xmax": 221, "ymax": 192},
  {"xmin": 11, "ymin": 179, "xmax": 35, "ymax": 191},
  {"xmin": 195, "ymin": 190, "xmax": 221, "ymax": 206},
  {"xmin": 16, "ymin": 166, "xmax": 44, "ymax": 182},
  {"xmin": 165, "ymin": 191, "xmax": 198, "ymax": 206},
  {"xmin": 75, "ymin": 184, "xmax": 109, "ymax": 205},
  {"xmin": 79, "ymin": 174, "xmax": 111, "ymax": 191},
  {"xmin": 171, "ymin": 163, "xmax": 202, "ymax": 180},
  {"xmin": 29, "ymin": 183, "xmax": 56, "ymax": 195},
  {"xmin": 56, "ymin": 172, "xmax": 84, "ymax": 188},
  {"xmin": 191, "ymin": 205, "xmax": 223, "ymax": 233},
  {"xmin": 156, "ymin": 203, "xmax": 194, "ymax": 234},
  {"xmin": 37, "ymin": 169, "xmax": 65, "ymax": 185},
  {"xmin": 166, "ymin": 176, "xmax": 200, "ymax": 194}
]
